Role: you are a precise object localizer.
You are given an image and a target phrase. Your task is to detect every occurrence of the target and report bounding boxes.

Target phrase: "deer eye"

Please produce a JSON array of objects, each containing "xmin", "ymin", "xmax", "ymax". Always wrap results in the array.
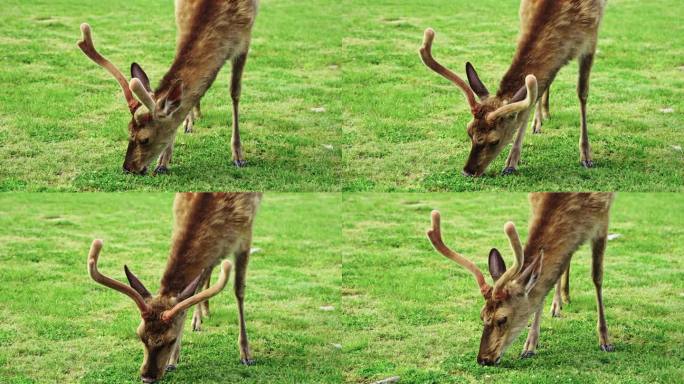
[
  {"xmin": 140, "ymin": 138, "xmax": 150, "ymax": 145},
  {"xmin": 497, "ymin": 317, "xmax": 507, "ymax": 326},
  {"xmin": 490, "ymin": 139, "xmax": 500, "ymax": 146}
]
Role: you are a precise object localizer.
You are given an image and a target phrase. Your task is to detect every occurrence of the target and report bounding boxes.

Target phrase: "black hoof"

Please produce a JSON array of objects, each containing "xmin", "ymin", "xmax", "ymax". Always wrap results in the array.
[
  {"xmin": 165, "ymin": 365, "xmax": 176, "ymax": 372},
  {"xmin": 234, "ymin": 160, "xmax": 247, "ymax": 168},
  {"xmin": 154, "ymin": 165, "xmax": 169, "ymax": 175},
  {"xmin": 502, "ymin": 167, "xmax": 517, "ymax": 175},
  {"xmin": 520, "ymin": 351, "xmax": 535, "ymax": 359},
  {"xmin": 600, "ymin": 344, "xmax": 615, "ymax": 352},
  {"xmin": 581, "ymin": 160, "xmax": 594, "ymax": 168},
  {"xmin": 240, "ymin": 358, "xmax": 256, "ymax": 366}
]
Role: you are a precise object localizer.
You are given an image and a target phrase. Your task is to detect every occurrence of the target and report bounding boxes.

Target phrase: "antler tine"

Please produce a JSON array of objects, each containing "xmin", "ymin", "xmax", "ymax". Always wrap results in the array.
[
  {"xmin": 419, "ymin": 28, "xmax": 479, "ymax": 113},
  {"xmin": 77, "ymin": 23, "xmax": 140, "ymax": 114},
  {"xmin": 486, "ymin": 74, "xmax": 538, "ymax": 123},
  {"xmin": 161, "ymin": 260, "xmax": 233, "ymax": 322},
  {"xmin": 426, "ymin": 210, "xmax": 491, "ymax": 297},
  {"xmin": 129, "ymin": 78, "xmax": 157, "ymax": 112},
  {"xmin": 493, "ymin": 221, "xmax": 525, "ymax": 295},
  {"xmin": 87, "ymin": 239, "xmax": 150, "ymax": 315}
]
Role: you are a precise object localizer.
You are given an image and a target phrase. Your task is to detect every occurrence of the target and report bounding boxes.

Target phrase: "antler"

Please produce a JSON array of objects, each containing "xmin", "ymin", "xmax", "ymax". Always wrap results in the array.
[
  {"xmin": 486, "ymin": 75, "xmax": 538, "ymax": 123},
  {"xmin": 493, "ymin": 222, "xmax": 525, "ymax": 295},
  {"xmin": 77, "ymin": 23, "xmax": 141, "ymax": 114},
  {"xmin": 419, "ymin": 28, "xmax": 479, "ymax": 114},
  {"xmin": 161, "ymin": 260, "xmax": 232, "ymax": 322},
  {"xmin": 87, "ymin": 239, "xmax": 151, "ymax": 315},
  {"xmin": 427, "ymin": 210, "xmax": 491, "ymax": 297},
  {"xmin": 129, "ymin": 78, "xmax": 157, "ymax": 112}
]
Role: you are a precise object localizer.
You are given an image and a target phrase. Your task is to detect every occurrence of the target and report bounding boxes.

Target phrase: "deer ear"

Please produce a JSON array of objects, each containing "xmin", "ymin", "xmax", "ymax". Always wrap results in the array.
[
  {"xmin": 518, "ymin": 250, "xmax": 543, "ymax": 295},
  {"xmin": 465, "ymin": 62, "xmax": 489, "ymax": 99},
  {"xmin": 488, "ymin": 248, "xmax": 506, "ymax": 282},
  {"xmin": 159, "ymin": 80, "xmax": 183, "ymax": 117},
  {"xmin": 510, "ymin": 83, "xmax": 527, "ymax": 103},
  {"xmin": 124, "ymin": 265, "xmax": 152, "ymax": 298},
  {"xmin": 130, "ymin": 63, "xmax": 152, "ymax": 92},
  {"xmin": 177, "ymin": 271, "xmax": 204, "ymax": 302}
]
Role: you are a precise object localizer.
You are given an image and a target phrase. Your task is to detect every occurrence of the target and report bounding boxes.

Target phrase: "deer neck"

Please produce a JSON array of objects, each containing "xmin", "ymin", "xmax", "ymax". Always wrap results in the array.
[
  {"xmin": 496, "ymin": 2, "xmax": 570, "ymax": 100},
  {"xmin": 154, "ymin": 36, "xmax": 236, "ymax": 128}
]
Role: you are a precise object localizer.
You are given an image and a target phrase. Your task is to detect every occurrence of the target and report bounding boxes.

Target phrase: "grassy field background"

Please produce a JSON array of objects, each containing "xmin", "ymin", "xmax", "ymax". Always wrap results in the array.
[
  {"xmin": 0, "ymin": 0, "xmax": 342, "ymax": 191},
  {"xmin": 1, "ymin": 0, "xmax": 682, "ymax": 191},
  {"xmin": 342, "ymin": 193, "xmax": 684, "ymax": 383},
  {"xmin": 341, "ymin": 0, "xmax": 684, "ymax": 191},
  {"xmin": 0, "ymin": 193, "xmax": 342, "ymax": 383}
]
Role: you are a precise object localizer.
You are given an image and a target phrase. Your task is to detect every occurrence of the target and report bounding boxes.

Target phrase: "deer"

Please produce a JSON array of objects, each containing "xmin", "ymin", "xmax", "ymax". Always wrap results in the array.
[
  {"xmin": 77, "ymin": 0, "xmax": 259, "ymax": 175},
  {"xmin": 426, "ymin": 192, "xmax": 615, "ymax": 365},
  {"xmin": 87, "ymin": 192, "xmax": 262, "ymax": 383},
  {"xmin": 419, "ymin": 0, "xmax": 607, "ymax": 177}
]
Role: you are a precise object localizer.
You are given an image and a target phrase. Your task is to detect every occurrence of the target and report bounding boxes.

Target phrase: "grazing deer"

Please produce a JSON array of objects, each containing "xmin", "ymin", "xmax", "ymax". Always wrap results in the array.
[
  {"xmin": 77, "ymin": 0, "xmax": 259, "ymax": 175},
  {"xmin": 87, "ymin": 192, "xmax": 262, "ymax": 383},
  {"xmin": 426, "ymin": 192, "xmax": 615, "ymax": 365},
  {"xmin": 420, "ymin": 0, "xmax": 607, "ymax": 176}
]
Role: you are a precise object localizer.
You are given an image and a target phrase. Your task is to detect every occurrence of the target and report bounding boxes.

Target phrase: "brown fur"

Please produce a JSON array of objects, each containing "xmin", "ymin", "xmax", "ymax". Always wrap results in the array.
[
  {"xmin": 80, "ymin": 1, "xmax": 258, "ymax": 174},
  {"xmin": 429, "ymin": 192, "xmax": 615, "ymax": 365},
  {"xmin": 421, "ymin": 0, "xmax": 606, "ymax": 176},
  {"xmin": 90, "ymin": 192, "xmax": 261, "ymax": 382}
]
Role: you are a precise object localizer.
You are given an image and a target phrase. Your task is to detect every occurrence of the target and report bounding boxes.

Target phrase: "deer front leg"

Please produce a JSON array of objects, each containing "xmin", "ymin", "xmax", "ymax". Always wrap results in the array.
[
  {"xmin": 191, "ymin": 267, "xmax": 214, "ymax": 332},
  {"xmin": 521, "ymin": 304, "xmax": 543, "ymax": 358},
  {"xmin": 154, "ymin": 141, "xmax": 175, "ymax": 174},
  {"xmin": 166, "ymin": 321, "xmax": 186, "ymax": 372},
  {"xmin": 578, "ymin": 53, "xmax": 595, "ymax": 168},
  {"xmin": 234, "ymin": 243, "xmax": 254, "ymax": 365},
  {"xmin": 502, "ymin": 115, "xmax": 529, "ymax": 175},
  {"xmin": 230, "ymin": 52, "xmax": 248, "ymax": 167},
  {"xmin": 592, "ymin": 233, "xmax": 613, "ymax": 352}
]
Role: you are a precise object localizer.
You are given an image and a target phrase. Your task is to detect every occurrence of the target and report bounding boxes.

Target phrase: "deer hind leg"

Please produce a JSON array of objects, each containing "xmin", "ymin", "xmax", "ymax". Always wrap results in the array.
[
  {"xmin": 592, "ymin": 232, "xmax": 613, "ymax": 352},
  {"xmin": 230, "ymin": 51, "xmax": 249, "ymax": 168},
  {"xmin": 191, "ymin": 267, "xmax": 214, "ymax": 332},
  {"xmin": 183, "ymin": 107, "xmax": 196, "ymax": 133},
  {"xmin": 154, "ymin": 141, "xmax": 175, "ymax": 174},
  {"xmin": 532, "ymin": 88, "xmax": 550, "ymax": 134},
  {"xmin": 578, "ymin": 52, "xmax": 595, "ymax": 168},
  {"xmin": 561, "ymin": 263, "xmax": 570, "ymax": 304},
  {"xmin": 521, "ymin": 303, "xmax": 543, "ymax": 358},
  {"xmin": 234, "ymin": 241, "xmax": 254, "ymax": 365}
]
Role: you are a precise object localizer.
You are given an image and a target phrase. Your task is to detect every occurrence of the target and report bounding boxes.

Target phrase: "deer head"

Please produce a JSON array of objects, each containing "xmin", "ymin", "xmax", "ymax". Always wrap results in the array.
[
  {"xmin": 419, "ymin": 29, "xmax": 538, "ymax": 176},
  {"xmin": 87, "ymin": 240, "xmax": 231, "ymax": 383},
  {"xmin": 78, "ymin": 24, "xmax": 185, "ymax": 175},
  {"xmin": 426, "ymin": 211, "xmax": 543, "ymax": 365}
]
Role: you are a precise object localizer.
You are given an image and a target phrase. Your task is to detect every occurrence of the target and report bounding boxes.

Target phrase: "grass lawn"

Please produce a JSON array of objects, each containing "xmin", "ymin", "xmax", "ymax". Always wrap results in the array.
[
  {"xmin": 0, "ymin": 0, "xmax": 342, "ymax": 191},
  {"xmin": 342, "ymin": 193, "xmax": 684, "ymax": 383},
  {"xmin": 341, "ymin": 0, "xmax": 684, "ymax": 191},
  {"xmin": 0, "ymin": 193, "xmax": 342, "ymax": 383}
]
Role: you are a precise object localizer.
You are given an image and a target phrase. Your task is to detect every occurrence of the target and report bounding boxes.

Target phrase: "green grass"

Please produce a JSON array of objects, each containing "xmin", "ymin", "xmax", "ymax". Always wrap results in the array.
[
  {"xmin": 0, "ymin": 0, "xmax": 342, "ymax": 191},
  {"xmin": 341, "ymin": 0, "xmax": 684, "ymax": 191},
  {"xmin": 0, "ymin": 193, "xmax": 342, "ymax": 383},
  {"xmin": 1, "ymin": 0, "xmax": 682, "ymax": 191},
  {"xmin": 342, "ymin": 193, "xmax": 684, "ymax": 383}
]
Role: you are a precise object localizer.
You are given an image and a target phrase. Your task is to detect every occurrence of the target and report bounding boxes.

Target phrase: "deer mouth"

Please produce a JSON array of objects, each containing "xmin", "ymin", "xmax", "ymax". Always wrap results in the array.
[{"xmin": 141, "ymin": 376, "xmax": 158, "ymax": 384}]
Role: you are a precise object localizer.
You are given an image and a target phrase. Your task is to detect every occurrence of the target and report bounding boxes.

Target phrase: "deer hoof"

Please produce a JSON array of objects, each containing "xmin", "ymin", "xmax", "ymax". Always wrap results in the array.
[
  {"xmin": 600, "ymin": 344, "xmax": 615, "ymax": 352},
  {"xmin": 154, "ymin": 165, "xmax": 169, "ymax": 175},
  {"xmin": 165, "ymin": 365, "xmax": 176, "ymax": 372},
  {"xmin": 502, "ymin": 167, "xmax": 517, "ymax": 175},
  {"xmin": 581, "ymin": 160, "xmax": 594, "ymax": 168},
  {"xmin": 240, "ymin": 358, "xmax": 256, "ymax": 366},
  {"xmin": 520, "ymin": 351, "xmax": 536, "ymax": 359},
  {"xmin": 233, "ymin": 160, "xmax": 247, "ymax": 168}
]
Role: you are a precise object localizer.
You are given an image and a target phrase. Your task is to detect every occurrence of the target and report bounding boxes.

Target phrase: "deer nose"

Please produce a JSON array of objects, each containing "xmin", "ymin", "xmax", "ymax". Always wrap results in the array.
[
  {"xmin": 477, "ymin": 356, "xmax": 495, "ymax": 366},
  {"xmin": 123, "ymin": 164, "xmax": 132, "ymax": 174},
  {"xmin": 140, "ymin": 376, "xmax": 157, "ymax": 384}
]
